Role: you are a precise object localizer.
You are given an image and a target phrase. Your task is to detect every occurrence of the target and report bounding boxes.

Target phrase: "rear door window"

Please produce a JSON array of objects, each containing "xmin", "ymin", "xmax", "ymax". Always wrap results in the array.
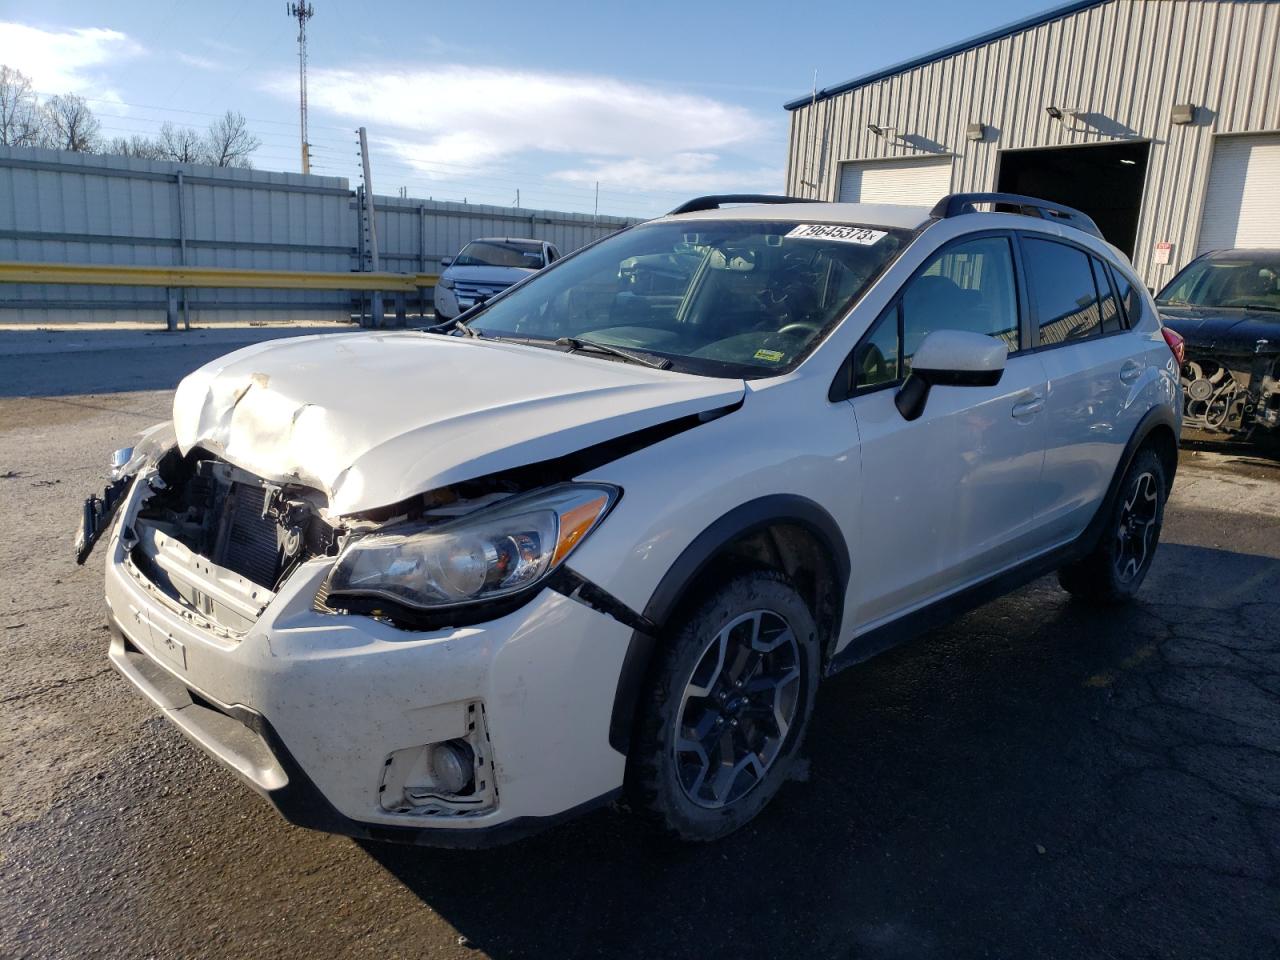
[{"xmin": 1022, "ymin": 237, "xmax": 1101, "ymax": 346}]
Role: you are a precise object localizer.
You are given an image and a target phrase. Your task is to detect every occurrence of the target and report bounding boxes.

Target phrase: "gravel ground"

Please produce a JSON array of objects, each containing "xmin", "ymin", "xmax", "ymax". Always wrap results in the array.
[{"xmin": 1, "ymin": 330, "xmax": 1277, "ymax": 960}]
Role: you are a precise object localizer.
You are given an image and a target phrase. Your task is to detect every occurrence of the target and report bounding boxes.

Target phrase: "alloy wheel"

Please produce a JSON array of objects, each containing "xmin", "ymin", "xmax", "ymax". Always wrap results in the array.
[
  {"xmin": 673, "ymin": 610, "xmax": 802, "ymax": 809},
  {"xmin": 1114, "ymin": 471, "xmax": 1159, "ymax": 583}
]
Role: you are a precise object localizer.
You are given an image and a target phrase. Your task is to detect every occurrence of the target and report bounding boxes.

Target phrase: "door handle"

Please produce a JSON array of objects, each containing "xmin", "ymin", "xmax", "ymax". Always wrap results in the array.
[
  {"xmin": 1012, "ymin": 395, "xmax": 1044, "ymax": 418},
  {"xmin": 1120, "ymin": 359, "xmax": 1143, "ymax": 384}
]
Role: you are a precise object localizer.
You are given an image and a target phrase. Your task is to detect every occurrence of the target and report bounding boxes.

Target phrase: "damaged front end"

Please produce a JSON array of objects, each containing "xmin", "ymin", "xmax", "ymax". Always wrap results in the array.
[
  {"xmin": 1180, "ymin": 341, "xmax": 1280, "ymax": 436},
  {"xmin": 125, "ymin": 451, "xmax": 339, "ymax": 633},
  {"xmin": 89, "ymin": 436, "xmax": 636, "ymax": 637},
  {"xmin": 76, "ymin": 422, "xmax": 178, "ymax": 565}
]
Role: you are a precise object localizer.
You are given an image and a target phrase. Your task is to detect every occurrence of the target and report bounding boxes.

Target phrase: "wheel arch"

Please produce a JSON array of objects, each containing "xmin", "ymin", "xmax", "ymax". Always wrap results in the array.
[
  {"xmin": 1078, "ymin": 403, "xmax": 1180, "ymax": 556},
  {"xmin": 607, "ymin": 495, "xmax": 850, "ymax": 755},
  {"xmin": 1141, "ymin": 420, "xmax": 1179, "ymax": 495}
]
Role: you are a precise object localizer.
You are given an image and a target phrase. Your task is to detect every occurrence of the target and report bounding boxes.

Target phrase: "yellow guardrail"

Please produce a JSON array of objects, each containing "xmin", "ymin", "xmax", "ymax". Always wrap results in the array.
[{"xmin": 0, "ymin": 261, "xmax": 439, "ymax": 292}]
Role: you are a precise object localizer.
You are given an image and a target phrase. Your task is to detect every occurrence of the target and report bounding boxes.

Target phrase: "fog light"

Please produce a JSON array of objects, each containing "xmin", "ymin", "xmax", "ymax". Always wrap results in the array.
[{"xmin": 430, "ymin": 740, "xmax": 475, "ymax": 795}]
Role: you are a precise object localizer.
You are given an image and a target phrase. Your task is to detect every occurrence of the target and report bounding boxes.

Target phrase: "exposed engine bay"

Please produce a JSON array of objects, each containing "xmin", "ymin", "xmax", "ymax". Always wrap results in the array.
[
  {"xmin": 126, "ymin": 450, "xmax": 341, "ymax": 632},
  {"xmin": 1180, "ymin": 351, "xmax": 1280, "ymax": 435},
  {"xmin": 124, "ymin": 447, "xmax": 578, "ymax": 633}
]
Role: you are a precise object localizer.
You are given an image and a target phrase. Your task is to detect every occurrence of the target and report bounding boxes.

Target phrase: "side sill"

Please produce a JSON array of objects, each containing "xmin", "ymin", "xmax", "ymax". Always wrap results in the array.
[{"xmin": 826, "ymin": 537, "xmax": 1081, "ymax": 676}]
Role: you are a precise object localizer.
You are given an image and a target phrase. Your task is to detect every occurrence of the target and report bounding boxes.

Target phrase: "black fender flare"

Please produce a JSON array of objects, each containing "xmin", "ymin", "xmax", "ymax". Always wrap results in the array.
[
  {"xmin": 1078, "ymin": 403, "xmax": 1179, "ymax": 555},
  {"xmin": 607, "ymin": 494, "xmax": 850, "ymax": 754}
]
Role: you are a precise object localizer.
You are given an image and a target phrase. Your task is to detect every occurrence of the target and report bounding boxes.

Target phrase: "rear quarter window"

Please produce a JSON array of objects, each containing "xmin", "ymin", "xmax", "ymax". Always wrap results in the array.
[{"xmin": 1110, "ymin": 264, "xmax": 1145, "ymax": 327}]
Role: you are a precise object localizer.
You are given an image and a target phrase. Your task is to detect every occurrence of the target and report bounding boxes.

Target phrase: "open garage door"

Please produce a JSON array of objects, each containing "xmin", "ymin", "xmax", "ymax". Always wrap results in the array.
[
  {"xmin": 997, "ymin": 141, "xmax": 1149, "ymax": 257},
  {"xmin": 837, "ymin": 157, "xmax": 953, "ymax": 205},
  {"xmin": 1197, "ymin": 134, "xmax": 1280, "ymax": 254}
]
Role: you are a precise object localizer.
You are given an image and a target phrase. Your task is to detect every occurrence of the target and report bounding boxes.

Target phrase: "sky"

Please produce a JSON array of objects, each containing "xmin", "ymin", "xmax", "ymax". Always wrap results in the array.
[{"xmin": 0, "ymin": 0, "xmax": 1054, "ymax": 218}]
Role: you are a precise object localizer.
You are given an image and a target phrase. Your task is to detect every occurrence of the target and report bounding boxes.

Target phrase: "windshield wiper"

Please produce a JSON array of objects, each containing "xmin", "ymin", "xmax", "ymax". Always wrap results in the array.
[
  {"xmin": 424, "ymin": 313, "xmax": 479, "ymax": 337},
  {"xmin": 555, "ymin": 336, "xmax": 672, "ymax": 370}
]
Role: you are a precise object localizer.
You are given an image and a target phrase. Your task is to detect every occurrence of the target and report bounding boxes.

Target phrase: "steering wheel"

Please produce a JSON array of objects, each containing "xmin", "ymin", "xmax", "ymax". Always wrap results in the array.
[
  {"xmin": 777, "ymin": 322, "xmax": 821, "ymax": 338},
  {"xmin": 858, "ymin": 342, "xmax": 888, "ymax": 383}
]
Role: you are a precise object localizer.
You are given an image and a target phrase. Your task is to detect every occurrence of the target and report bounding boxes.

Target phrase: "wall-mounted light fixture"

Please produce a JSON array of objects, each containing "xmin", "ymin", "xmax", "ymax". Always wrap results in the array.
[
  {"xmin": 1045, "ymin": 106, "xmax": 1065, "ymax": 120},
  {"xmin": 1170, "ymin": 103, "xmax": 1196, "ymax": 125},
  {"xmin": 867, "ymin": 122, "xmax": 896, "ymax": 137},
  {"xmin": 966, "ymin": 122, "xmax": 986, "ymax": 142}
]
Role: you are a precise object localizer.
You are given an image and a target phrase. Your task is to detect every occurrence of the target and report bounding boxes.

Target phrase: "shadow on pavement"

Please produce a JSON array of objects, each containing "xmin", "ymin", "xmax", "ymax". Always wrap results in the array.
[{"xmin": 360, "ymin": 542, "xmax": 1280, "ymax": 960}]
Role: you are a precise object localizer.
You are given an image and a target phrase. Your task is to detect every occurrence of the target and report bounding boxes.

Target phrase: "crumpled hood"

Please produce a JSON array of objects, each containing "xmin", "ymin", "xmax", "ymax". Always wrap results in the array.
[
  {"xmin": 173, "ymin": 331, "xmax": 742, "ymax": 515},
  {"xmin": 1160, "ymin": 306, "xmax": 1280, "ymax": 353}
]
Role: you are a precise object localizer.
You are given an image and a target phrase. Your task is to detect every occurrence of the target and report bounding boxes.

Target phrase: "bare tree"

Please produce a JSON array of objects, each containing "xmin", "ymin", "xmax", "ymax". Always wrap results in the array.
[
  {"xmin": 203, "ymin": 110, "xmax": 260, "ymax": 168},
  {"xmin": 156, "ymin": 121, "xmax": 204, "ymax": 163},
  {"xmin": 41, "ymin": 94, "xmax": 101, "ymax": 152},
  {"xmin": 0, "ymin": 65, "xmax": 42, "ymax": 146},
  {"xmin": 106, "ymin": 134, "xmax": 165, "ymax": 159}
]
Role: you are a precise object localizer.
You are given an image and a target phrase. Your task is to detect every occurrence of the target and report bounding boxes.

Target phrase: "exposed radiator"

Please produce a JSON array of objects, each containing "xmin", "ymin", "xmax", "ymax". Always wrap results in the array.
[{"xmin": 217, "ymin": 483, "xmax": 282, "ymax": 588}]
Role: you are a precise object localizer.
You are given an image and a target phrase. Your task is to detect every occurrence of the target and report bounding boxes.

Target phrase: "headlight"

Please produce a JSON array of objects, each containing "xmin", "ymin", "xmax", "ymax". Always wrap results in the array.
[
  {"xmin": 438, "ymin": 277, "xmax": 455, "ymax": 289},
  {"xmin": 324, "ymin": 483, "xmax": 617, "ymax": 612},
  {"xmin": 113, "ymin": 421, "xmax": 176, "ymax": 479}
]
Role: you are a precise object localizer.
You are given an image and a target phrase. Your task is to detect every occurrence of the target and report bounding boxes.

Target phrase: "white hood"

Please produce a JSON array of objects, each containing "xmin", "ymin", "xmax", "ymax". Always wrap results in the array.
[{"xmin": 172, "ymin": 331, "xmax": 743, "ymax": 515}]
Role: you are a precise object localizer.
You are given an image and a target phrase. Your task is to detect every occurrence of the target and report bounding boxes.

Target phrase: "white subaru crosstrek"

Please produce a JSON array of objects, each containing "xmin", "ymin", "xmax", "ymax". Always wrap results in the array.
[{"xmin": 83, "ymin": 193, "xmax": 1183, "ymax": 846}]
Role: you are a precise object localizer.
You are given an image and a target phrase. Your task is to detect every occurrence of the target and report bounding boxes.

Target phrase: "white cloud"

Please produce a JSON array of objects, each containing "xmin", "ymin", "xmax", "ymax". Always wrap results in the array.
[
  {"xmin": 0, "ymin": 23, "xmax": 143, "ymax": 97},
  {"xmin": 266, "ymin": 64, "xmax": 771, "ymax": 173},
  {"xmin": 176, "ymin": 52, "xmax": 224, "ymax": 72},
  {"xmin": 552, "ymin": 152, "xmax": 783, "ymax": 195}
]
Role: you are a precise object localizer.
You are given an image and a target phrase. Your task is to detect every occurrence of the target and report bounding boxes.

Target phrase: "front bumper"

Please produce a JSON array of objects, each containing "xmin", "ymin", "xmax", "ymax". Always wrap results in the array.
[{"xmin": 105, "ymin": 475, "xmax": 632, "ymax": 845}]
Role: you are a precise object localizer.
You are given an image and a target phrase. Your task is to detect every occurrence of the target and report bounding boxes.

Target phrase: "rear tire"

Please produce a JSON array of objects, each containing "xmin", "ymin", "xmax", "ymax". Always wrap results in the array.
[
  {"xmin": 1058, "ymin": 446, "xmax": 1166, "ymax": 603},
  {"xmin": 626, "ymin": 570, "xmax": 820, "ymax": 842}
]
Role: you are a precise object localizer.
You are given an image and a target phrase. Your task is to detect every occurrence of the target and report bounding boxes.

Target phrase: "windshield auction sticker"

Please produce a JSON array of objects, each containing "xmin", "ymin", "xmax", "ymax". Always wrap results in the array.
[{"xmin": 786, "ymin": 224, "xmax": 887, "ymax": 245}]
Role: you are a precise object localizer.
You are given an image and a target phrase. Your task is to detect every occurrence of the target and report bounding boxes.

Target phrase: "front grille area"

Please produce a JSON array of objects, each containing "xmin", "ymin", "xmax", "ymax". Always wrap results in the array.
[
  {"xmin": 454, "ymin": 280, "xmax": 512, "ymax": 305},
  {"xmin": 131, "ymin": 455, "xmax": 337, "ymax": 623},
  {"xmin": 218, "ymin": 483, "xmax": 282, "ymax": 588}
]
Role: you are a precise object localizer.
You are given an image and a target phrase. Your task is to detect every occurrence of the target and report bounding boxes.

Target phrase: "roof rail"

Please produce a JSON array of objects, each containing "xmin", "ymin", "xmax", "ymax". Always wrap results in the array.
[
  {"xmin": 667, "ymin": 194, "xmax": 812, "ymax": 216},
  {"xmin": 930, "ymin": 192, "xmax": 1103, "ymax": 240}
]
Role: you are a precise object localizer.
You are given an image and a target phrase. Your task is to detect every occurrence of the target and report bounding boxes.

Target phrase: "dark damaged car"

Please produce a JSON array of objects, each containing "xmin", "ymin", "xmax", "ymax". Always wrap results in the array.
[{"xmin": 1157, "ymin": 249, "xmax": 1280, "ymax": 437}]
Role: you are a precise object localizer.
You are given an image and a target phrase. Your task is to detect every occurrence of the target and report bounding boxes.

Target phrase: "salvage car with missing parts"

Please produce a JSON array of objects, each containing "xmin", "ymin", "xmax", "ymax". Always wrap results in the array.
[
  {"xmin": 83, "ymin": 192, "xmax": 1182, "ymax": 846},
  {"xmin": 1155, "ymin": 248, "xmax": 1280, "ymax": 438}
]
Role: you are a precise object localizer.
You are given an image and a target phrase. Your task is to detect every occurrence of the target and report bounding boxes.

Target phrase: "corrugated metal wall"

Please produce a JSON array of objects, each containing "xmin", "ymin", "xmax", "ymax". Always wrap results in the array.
[
  {"xmin": 0, "ymin": 146, "xmax": 636, "ymax": 323},
  {"xmin": 785, "ymin": 0, "xmax": 1280, "ymax": 286},
  {"xmin": 365, "ymin": 195, "xmax": 637, "ymax": 274}
]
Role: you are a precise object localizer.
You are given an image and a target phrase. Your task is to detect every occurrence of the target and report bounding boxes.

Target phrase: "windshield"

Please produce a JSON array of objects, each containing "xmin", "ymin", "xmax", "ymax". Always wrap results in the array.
[
  {"xmin": 464, "ymin": 219, "xmax": 912, "ymax": 377},
  {"xmin": 1157, "ymin": 254, "xmax": 1280, "ymax": 312},
  {"xmin": 453, "ymin": 240, "xmax": 546, "ymax": 269}
]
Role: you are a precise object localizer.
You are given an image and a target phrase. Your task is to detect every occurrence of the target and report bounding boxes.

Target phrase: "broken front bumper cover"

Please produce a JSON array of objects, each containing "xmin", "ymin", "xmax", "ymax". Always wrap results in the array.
[
  {"xmin": 76, "ymin": 422, "xmax": 176, "ymax": 565},
  {"xmin": 76, "ymin": 475, "xmax": 132, "ymax": 565},
  {"xmin": 103, "ymin": 469, "xmax": 634, "ymax": 845},
  {"xmin": 107, "ymin": 620, "xmax": 618, "ymax": 848}
]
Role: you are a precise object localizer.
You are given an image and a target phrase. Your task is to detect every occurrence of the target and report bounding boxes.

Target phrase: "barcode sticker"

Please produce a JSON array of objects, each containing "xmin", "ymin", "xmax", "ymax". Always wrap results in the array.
[{"xmin": 785, "ymin": 223, "xmax": 887, "ymax": 245}]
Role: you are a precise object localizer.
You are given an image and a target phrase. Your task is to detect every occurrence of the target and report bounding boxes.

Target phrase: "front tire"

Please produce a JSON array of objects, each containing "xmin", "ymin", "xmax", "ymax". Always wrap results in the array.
[
  {"xmin": 626, "ymin": 570, "xmax": 820, "ymax": 842},
  {"xmin": 1058, "ymin": 446, "xmax": 1167, "ymax": 603}
]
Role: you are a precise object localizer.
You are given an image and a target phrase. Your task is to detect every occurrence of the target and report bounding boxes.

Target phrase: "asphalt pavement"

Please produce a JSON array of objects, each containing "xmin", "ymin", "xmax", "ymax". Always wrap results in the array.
[{"xmin": 1, "ymin": 328, "xmax": 1277, "ymax": 960}]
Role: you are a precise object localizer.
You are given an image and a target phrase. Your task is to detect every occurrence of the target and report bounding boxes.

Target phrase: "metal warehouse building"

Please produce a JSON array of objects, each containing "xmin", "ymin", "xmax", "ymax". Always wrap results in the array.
[{"xmin": 784, "ymin": 0, "xmax": 1280, "ymax": 286}]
